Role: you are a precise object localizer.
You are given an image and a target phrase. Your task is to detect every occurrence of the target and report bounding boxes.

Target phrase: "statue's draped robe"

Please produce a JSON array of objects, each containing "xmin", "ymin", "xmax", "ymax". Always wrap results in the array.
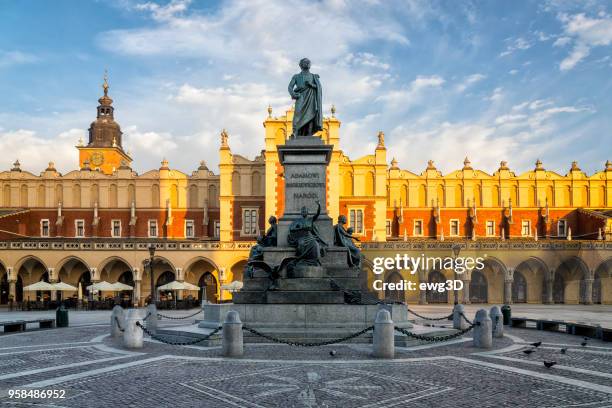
[
  {"xmin": 334, "ymin": 224, "xmax": 361, "ymax": 268},
  {"xmin": 289, "ymin": 72, "xmax": 323, "ymax": 136},
  {"xmin": 288, "ymin": 217, "xmax": 326, "ymax": 265}
]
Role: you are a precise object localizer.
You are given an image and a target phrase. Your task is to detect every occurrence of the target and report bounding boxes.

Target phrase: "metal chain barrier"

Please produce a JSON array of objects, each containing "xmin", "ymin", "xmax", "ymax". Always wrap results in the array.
[
  {"xmin": 136, "ymin": 321, "xmax": 222, "ymax": 346},
  {"xmin": 460, "ymin": 312, "xmax": 473, "ymax": 325},
  {"xmin": 142, "ymin": 312, "xmax": 152, "ymax": 321},
  {"xmin": 407, "ymin": 308, "xmax": 453, "ymax": 321},
  {"xmin": 157, "ymin": 309, "xmax": 203, "ymax": 320},
  {"xmin": 394, "ymin": 323, "xmax": 477, "ymax": 342},
  {"xmin": 242, "ymin": 325, "xmax": 374, "ymax": 347},
  {"xmin": 114, "ymin": 316, "xmax": 125, "ymax": 332}
]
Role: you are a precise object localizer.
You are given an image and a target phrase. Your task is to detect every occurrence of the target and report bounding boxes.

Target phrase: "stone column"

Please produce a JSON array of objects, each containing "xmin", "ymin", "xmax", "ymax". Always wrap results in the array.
[
  {"xmin": 461, "ymin": 279, "xmax": 471, "ymax": 304},
  {"xmin": 583, "ymin": 278, "xmax": 594, "ymax": 305},
  {"xmin": 222, "ymin": 311, "xmax": 243, "ymax": 357},
  {"xmin": 134, "ymin": 280, "xmax": 141, "ymax": 306},
  {"xmin": 490, "ymin": 306, "xmax": 504, "ymax": 338},
  {"xmin": 545, "ymin": 277, "xmax": 554, "ymax": 304},
  {"xmin": 418, "ymin": 288, "xmax": 427, "ymax": 305},
  {"xmin": 8, "ymin": 279, "xmax": 16, "ymax": 301},
  {"xmin": 49, "ymin": 275, "xmax": 58, "ymax": 301},
  {"xmin": 504, "ymin": 280, "xmax": 513, "ymax": 304},
  {"xmin": 473, "ymin": 309, "xmax": 492, "ymax": 348},
  {"xmin": 123, "ymin": 309, "xmax": 144, "ymax": 349},
  {"xmin": 453, "ymin": 304, "xmax": 468, "ymax": 330}
]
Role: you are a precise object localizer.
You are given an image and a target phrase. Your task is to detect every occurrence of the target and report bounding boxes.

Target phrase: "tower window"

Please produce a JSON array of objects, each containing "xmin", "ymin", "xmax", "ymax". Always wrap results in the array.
[
  {"xmin": 449, "ymin": 220, "xmax": 460, "ymax": 237},
  {"xmin": 214, "ymin": 221, "xmax": 220, "ymax": 238},
  {"xmin": 242, "ymin": 208, "xmax": 259, "ymax": 236},
  {"xmin": 40, "ymin": 219, "xmax": 50, "ymax": 237},
  {"xmin": 111, "ymin": 220, "xmax": 121, "ymax": 238},
  {"xmin": 413, "ymin": 220, "xmax": 423, "ymax": 236},
  {"xmin": 148, "ymin": 220, "xmax": 158, "ymax": 238},
  {"xmin": 521, "ymin": 220, "xmax": 531, "ymax": 237},
  {"xmin": 486, "ymin": 220, "xmax": 495, "ymax": 237},
  {"xmin": 185, "ymin": 220, "xmax": 195, "ymax": 238},
  {"xmin": 558, "ymin": 220, "xmax": 567, "ymax": 237},
  {"xmin": 349, "ymin": 209, "xmax": 364, "ymax": 234},
  {"xmin": 75, "ymin": 219, "xmax": 85, "ymax": 238}
]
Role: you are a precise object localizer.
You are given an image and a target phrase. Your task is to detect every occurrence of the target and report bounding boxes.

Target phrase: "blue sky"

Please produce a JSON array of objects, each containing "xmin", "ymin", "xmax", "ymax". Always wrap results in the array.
[{"xmin": 0, "ymin": 0, "xmax": 610, "ymax": 175}]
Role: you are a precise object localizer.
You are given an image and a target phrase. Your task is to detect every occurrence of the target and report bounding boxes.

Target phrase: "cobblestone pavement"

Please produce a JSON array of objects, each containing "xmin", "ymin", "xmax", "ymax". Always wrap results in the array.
[{"xmin": 0, "ymin": 309, "xmax": 610, "ymax": 408}]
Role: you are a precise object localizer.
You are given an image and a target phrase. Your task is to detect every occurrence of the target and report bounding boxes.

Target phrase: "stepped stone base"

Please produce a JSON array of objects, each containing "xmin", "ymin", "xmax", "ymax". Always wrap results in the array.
[{"xmin": 157, "ymin": 303, "xmax": 456, "ymax": 346}]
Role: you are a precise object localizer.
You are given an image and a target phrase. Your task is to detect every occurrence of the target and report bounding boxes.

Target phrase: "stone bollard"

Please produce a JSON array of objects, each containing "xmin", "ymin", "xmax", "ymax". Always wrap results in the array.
[
  {"xmin": 146, "ymin": 303, "xmax": 158, "ymax": 334},
  {"xmin": 123, "ymin": 309, "xmax": 144, "ymax": 349},
  {"xmin": 222, "ymin": 311, "xmax": 243, "ymax": 357},
  {"xmin": 453, "ymin": 304, "xmax": 469, "ymax": 330},
  {"xmin": 473, "ymin": 309, "xmax": 492, "ymax": 348},
  {"xmin": 373, "ymin": 309, "xmax": 394, "ymax": 359},
  {"xmin": 110, "ymin": 305, "xmax": 125, "ymax": 339},
  {"xmin": 490, "ymin": 306, "xmax": 504, "ymax": 338}
]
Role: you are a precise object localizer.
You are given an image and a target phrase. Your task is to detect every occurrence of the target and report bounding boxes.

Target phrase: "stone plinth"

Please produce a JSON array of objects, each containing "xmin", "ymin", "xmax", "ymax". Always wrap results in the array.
[
  {"xmin": 233, "ymin": 246, "xmax": 365, "ymax": 304},
  {"xmin": 276, "ymin": 136, "xmax": 333, "ymax": 246}
]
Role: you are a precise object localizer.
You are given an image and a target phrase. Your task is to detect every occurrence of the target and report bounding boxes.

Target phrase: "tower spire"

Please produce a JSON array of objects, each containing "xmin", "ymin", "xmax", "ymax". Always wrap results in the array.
[{"xmin": 103, "ymin": 69, "xmax": 109, "ymax": 97}]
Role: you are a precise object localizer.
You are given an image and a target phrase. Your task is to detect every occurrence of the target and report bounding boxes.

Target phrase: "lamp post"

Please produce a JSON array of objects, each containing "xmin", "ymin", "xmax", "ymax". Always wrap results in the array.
[
  {"xmin": 148, "ymin": 244, "xmax": 156, "ymax": 306},
  {"xmin": 452, "ymin": 244, "xmax": 461, "ymax": 305}
]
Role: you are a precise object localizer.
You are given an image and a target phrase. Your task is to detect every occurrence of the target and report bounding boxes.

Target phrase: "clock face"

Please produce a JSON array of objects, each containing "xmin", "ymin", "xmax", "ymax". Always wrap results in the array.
[{"xmin": 90, "ymin": 152, "xmax": 104, "ymax": 166}]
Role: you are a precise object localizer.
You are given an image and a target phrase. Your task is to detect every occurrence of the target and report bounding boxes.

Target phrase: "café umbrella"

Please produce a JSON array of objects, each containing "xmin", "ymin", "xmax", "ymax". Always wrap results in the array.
[
  {"xmin": 86, "ymin": 281, "xmax": 116, "ymax": 292},
  {"xmin": 156, "ymin": 280, "xmax": 200, "ymax": 291},
  {"xmin": 23, "ymin": 281, "xmax": 55, "ymax": 301},
  {"xmin": 51, "ymin": 282, "xmax": 78, "ymax": 291},
  {"xmin": 110, "ymin": 282, "xmax": 134, "ymax": 291}
]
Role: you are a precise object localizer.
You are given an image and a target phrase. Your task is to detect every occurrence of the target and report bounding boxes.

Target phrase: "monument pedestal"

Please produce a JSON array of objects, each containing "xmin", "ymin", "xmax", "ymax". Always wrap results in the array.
[{"xmin": 276, "ymin": 136, "xmax": 333, "ymax": 246}]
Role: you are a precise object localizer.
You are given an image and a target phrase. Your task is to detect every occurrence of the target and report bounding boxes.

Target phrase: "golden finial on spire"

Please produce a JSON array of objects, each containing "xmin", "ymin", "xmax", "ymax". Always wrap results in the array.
[
  {"xmin": 220, "ymin": 129, "xmax": 229, "ymax": 147},
  {"xmin": 103, "ymin": 69, "xmax": 109, "ymax": 96},
  {"xmin": 267, "ymin": 105, "xmax": 272, "ymax": 118},
  {"xmin": 331, "ymin": 104, "xmax": 336, "ymax": 118},
  {"xmin": 377, "ymin": 131, "xmax": 385, "ymax": 148}
]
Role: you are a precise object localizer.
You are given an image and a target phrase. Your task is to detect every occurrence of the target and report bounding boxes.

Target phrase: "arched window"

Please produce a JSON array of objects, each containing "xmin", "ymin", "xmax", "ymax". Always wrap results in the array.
[
  {"xmin": 232, "ymin": 171, "xmax": 241, "ymax": 195},
  {"xmin": 562, "ymin": 186, "xmax": 571, "ymax": 206},
  {"xmin": 385, "ymin": 272, "xmax": 405, "ymax": 302},
  {"xmin": 426, "ymin": 270, "xmax": 448, "ymax": 304},
  {"xmin": 469, "ymin": 271, "xmax": 488, "ymax": 303},
  {"xmin": 20, "ymin": 184, "xmax": 28, "ymax": 207},
  {"xmin": 252, "ymin": 171, "xmax": 262, "ymax": 195},
  {"xmin": 474, "ymin": 184, "xmax": 482, "ymax": 207},
  {"xmin": 189, "ymin": 185, "xmax": 198, "ymax": 208},
  {"xmin": 342, "ymin": 172, "xmax": 353, "ymax": 196},
  {"xmin": 365, "ymin": 171, "xmax": 375, "ymax": 196},
  {"xmin": 546, "ymin": 186, "xmax": 554, "ymax": 206},
  {"xmin": 37, "ymin": 184, "xmax": 45, "ymax": 207},
  {"xmin": 128, "ymin": 184, "xmax": 135, "ymax": 206},
  {"xmin": 401, "ymin": 185, "xmax": 408, "ymax": 206},
  {"xmin": 455, "ymin": 184, "xmax": 463, "ymax": 207},
  {"xmin": 90, "ymin": 184, "xmax": 99, "ymax": 207},
  {"xmin": 512, "ymin": 271, "xmax": 527, "ymax": 303},
  {"xmin": 510, "ymin": 185, "xmax": 518, "ymax": 207},
  {"xmin": 528, "ymin": 185, "xmax": 536, "ymax": 207},
  {"xmin": 437, "ymin": 184, "xmax": 445, "ymax": 207},
  {"xmin": 492, "ymin": 185, "xmax": 500, "ymax": 207},
  {"xmin": 208, "ymin": 184, "xmax": 218, "ymax": 207},
  {"xmin": 553, "ymin": 274, "xmax": 564, "ymax": 304},
  {"xmin": 3, "ymin": 184, "xmax": 10, "ymax": 206},
  {"xmin": 417, "ymin": 184, "xmax": 426, "ymax": 207},
  {"xmin": 198, "ymin": 272, "xmax": 218, "ymax": 303},
  {"xmin": 109, "ymin": 184, "xmax": 118, "ymax": 207},
  {"xmin": 55, "ymin": 184, "xmax": 63, "ymax": 205},
  {"xmin": 151, "ymin": 184, "xmax": 160, "ymax": 207},
  {"xmin": 72, "ymin": 184, "xmax": 81, "ymax": 207},
  {"xmin": 170, "ymin": 184, "xmax": 179, "ymax": 208}
]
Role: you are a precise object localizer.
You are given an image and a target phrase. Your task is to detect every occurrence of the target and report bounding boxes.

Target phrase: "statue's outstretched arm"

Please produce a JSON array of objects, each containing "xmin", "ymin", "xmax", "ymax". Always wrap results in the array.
[{"xmin": 313, "ymin": 200, "xmax": 321, "ymax": 222}]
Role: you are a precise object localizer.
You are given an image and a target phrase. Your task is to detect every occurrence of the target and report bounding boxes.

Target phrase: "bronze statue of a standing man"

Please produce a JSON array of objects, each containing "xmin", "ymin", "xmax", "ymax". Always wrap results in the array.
[{"xmin": 288, "ymin": 58, "xmax": 323, "ymax": 137}]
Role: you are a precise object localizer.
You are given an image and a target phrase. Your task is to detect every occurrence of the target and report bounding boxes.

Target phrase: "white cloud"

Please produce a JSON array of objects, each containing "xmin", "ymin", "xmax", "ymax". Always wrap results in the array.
[
  {"xmin": 0, "ymin": 129, "xmax": 82, "ymax": 173},
  {"xmin": 508, "ymin": 69, "xmax": 519, "ymax": 75},
  {"xmin": 499, "ymin": 37, "xmax": 532, "ymax": 57},
  {"xmin": 557, "ymin": 12, "xmax": 612, "ymax": 70},
  {"xmin": 553, "ymin": 36, "xmax": 571, "ymax": 47},
  {"xmin": 455, "ymin": 73, "xmax": 486, "ymax": 92},
  {"xmin": 376, "ymin": 75, "xmax": 445, "ymax": 107},
  {"xmin": 0, "ymin": 50, "xmax": 39, "ymax": 68},
  {"xmin": 485, "ymin": 87, "xmax": 504, "ymax": 102}
]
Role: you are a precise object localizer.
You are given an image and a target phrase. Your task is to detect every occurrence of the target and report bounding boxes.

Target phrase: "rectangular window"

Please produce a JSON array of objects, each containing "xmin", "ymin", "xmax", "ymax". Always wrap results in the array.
[
  {"xmin": 486, "ymin": 220, "xmax": 495, "ymax": 237},
  {"xmin": 450, "ymin": 220, "xmax": 459, "ymax": 236},
  {"xmin": 185, "ymin": 219, "xmax": 195, "ymax": 238},
  {"xmin": 386, "ymin": 220, "xmax": 392, "ymax": 237},
  {"xmin": 40, "ymin": 219, "xmax": 50, "ymax": 237},
  {"xmin": 558, "ymin": 220, "xmax": 567, "ymax": 237},
  {"xmin": 521, "ymin": 220, "xmax": 531, "ymax": 237},
  {"xmin": 111, "ymin": 220, "xmax": 121, "ymax": 238},
  {"xmin": 148, "ymin": 220, "xmax": 158, "ymax": 238},
  {"xmin": 349, "ymin": 209, "xmax": 364, "ymax": 234},
  {"xmin": 75, "ymin": 219, "xmax": 85, "ymax": 238},
  {"xmin": 242, "ymin": 208, "xmax": 259, "ymax": 235},
  {"xmin": 214, "ymin": 221, "xmax": 220, "ymax": 238},
  {"xmin": 413, "ymin": 219, "xmax": 423, "ymax": 236}
]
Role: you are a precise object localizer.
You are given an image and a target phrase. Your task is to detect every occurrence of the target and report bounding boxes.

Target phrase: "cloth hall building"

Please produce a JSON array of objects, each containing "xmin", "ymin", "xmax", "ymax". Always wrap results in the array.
[{"xmin": 0, "ymin": 80, "xmax": 611, "ymax": 307}]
